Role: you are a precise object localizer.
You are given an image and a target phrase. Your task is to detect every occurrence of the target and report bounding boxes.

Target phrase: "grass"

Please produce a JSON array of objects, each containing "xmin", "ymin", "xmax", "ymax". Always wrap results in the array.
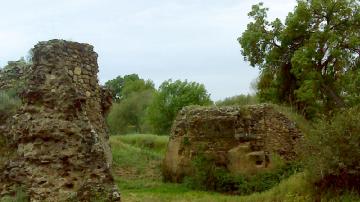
[
  {"xmin": 0, "ymin": 132, "xmax": 358, "ymax": 202},
  {"xmin": 118, "ymin": 173, "xmax": 313, "ymax": 202},
  {"xmin": 0, "ymin": 187, "xmax": 29, "ymax": 202},
  {"xmin": 110, "ymin": 134, "xmax": 166, "ymax": 179},
  {"xmin": 110, "ymin": 134, "xmax": 360, "ymax": 202},
  {"xmin": 116, "ymin": 134, "xmax": 169, "ymax": 154},
  {"xmin": 2, "ymin": 130, "xmax": 359, "ymax": 201}
]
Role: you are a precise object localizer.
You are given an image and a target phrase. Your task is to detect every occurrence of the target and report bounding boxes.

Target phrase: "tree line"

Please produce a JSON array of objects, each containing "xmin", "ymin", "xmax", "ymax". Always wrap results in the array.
[{"xmin": 105, "ymin": 74, "xmax": 213, "ymax": 135}]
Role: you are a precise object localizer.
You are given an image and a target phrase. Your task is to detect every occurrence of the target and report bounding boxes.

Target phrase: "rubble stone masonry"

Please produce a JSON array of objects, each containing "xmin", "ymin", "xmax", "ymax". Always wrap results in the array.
[{"xmin": 0, "ymin": 40, "xmax": 120, "ymax": 201}]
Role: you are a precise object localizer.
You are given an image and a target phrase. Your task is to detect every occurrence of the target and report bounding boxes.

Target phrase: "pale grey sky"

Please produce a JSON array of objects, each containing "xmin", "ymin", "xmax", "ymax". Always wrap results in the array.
[{"xmin": 0, "ymin": 0, "xmax": 297, "ymax": 100}]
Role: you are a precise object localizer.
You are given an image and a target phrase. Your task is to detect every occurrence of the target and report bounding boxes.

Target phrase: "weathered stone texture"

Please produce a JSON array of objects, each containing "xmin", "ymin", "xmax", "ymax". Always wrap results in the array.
[
  {"xmin": 163, "ymin": 105, "xmax": 302, "ymax": 182},
  {"xmin": 0, "ymin": 40, "xmax": 120, "ymax": 201},
  {"xmin": 0, "ymin": 60, "xmax": 30, "ymax": 90}
]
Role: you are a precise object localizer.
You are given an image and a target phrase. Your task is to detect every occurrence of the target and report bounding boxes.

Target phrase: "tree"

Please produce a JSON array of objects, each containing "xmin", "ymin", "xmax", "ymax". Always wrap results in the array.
[
  {"xmin": 106, "ymin": 90, "xmax": 154, "ymax": 134},
  {"xmin": 104, "ymin": 76, "xmax": 125, "ymax": 100},
  {"xmin": 239, "ymin": 0, "xmax": 360, "ymax": 117},
  {"xmin": 147, "ymin": 80, "xmax": 212, "ymax": 135},
  {"xmin": 105, "ymin": 74, "xmax": 154, "ymax": 101},
  {"xmin": 105, "ymin": 74, "xmax": 156, "ymax": 134}
]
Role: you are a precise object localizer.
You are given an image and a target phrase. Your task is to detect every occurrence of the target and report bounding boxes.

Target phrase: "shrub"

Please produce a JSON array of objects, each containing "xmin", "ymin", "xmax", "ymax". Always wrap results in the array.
[
  {"xmin": 303, "ymin": 106, "xmax": 360, "ymax": 192},
  {"xmin": 106, "ymin": 90, "xmax": 154, "ymax": 134},
  {"xmin": 183, "ymin": 155, "xmax": 301, "ymax": 195}
]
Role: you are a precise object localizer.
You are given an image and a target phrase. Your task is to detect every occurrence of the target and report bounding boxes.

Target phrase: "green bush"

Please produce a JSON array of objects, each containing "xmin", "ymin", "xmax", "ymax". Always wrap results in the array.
[
  {"xmin": 106, "ymin": 90, "xmax": 154, "ymax": 134},
  {"xmin": 147, "ymin": 79, "xmax": 212, "ymax": 135},
  {"xmin": 183, "ymin": 155, "xmax": 301, "ymax": 195},
  {"xmin": 105, "ymin": 74, "xmax": 155, "ymax": 101},
  {"xmin": 303, "ymin": 106, "xmax": 360, "ymax": 192}
]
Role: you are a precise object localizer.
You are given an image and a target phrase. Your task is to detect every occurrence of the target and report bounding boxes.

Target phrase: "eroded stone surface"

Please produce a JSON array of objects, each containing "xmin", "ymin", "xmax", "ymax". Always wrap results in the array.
[
  {"xmin": 0, "ymin": 60, "xmax": 30, "ymax": 91},
  {"xmin": 163, "ymin": 105, "xmax": 302, "ymax": 182},
  {"xmin": 0, "ymin": 40, "xmax": 120, "ymax": 201}
]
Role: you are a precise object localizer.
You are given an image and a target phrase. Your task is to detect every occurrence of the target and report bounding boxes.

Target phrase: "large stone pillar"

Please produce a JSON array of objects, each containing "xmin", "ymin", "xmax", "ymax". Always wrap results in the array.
[{"xmin": 0, "ymin": 40, "xmax": 120, "ymax": 201}]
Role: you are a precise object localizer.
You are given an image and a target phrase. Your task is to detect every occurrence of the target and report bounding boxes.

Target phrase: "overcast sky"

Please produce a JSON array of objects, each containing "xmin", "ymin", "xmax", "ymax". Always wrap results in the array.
[{"xmin": 0, "ymin": 0, "xmax": 297, "ymax": 101}]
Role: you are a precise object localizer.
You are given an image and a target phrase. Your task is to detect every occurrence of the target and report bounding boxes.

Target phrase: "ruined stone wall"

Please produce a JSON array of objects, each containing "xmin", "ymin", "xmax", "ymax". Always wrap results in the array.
[
  {"xmin": 163, "ymin": 105, "xmax": 302, "ymax": 182},
  {"xmin": 0, "ymin": 40, "xmax": 120, "ymax": 201},
  {"xmin": 0, "ymin": 60, "xmax": 30, "ymax": 90}
]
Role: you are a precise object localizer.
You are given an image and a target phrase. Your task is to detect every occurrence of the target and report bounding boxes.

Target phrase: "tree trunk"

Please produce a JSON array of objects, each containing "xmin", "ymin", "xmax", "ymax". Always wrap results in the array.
[{"xmin": 320, "ymin": 83, "xmax": 346, "ymax": 108}]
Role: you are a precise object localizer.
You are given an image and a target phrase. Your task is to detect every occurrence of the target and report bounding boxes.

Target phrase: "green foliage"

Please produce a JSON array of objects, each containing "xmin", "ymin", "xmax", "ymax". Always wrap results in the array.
[
  {"xmin": 105, "ymin": 74, "xmax": 154, "ymax": 101},
  {"xmin": 0, "ymin": 187, "xmax": 29, "ymax": 202},
  {"xmin": 110, "ymin": 135, "xmax": 358, "ymax": 201},
  {"xmin": 303, "ymin": 106, "xmax": 360, "ymax": 192},
  {"xmin": 183, "ymin": 155, "xmax": 301, "ymax": 195},
  {"xmin": 111, "ymin": 134, "xmax": 167, "ymax": 173},
  {"xmin": 118, "ymin": 173, "xmax": 315, "ymax": 202},
  {"xmin": 107, "ymin": 90, "xmax": 154, "ymax": 134},
  {"xmin": 147, "ymin": 80, "xmax": 212, "ymax": 135},
  {"xmin": 340, "ymin": 68, "xmax": 360, "ymax": 107},
  {"xmin": 105, "ymin": 74, "xmax": 156, "ymax": 134},
  {"xmin": 216, "ymin": 94, "xmax": 258, "ymax": 106},
  {"xmin": 239, "ymin": 0, "xmax": 360, "ymax": 118},
  {"xmin": 105, "ymin": 75, "xmax": 124, "ymax": 100}
]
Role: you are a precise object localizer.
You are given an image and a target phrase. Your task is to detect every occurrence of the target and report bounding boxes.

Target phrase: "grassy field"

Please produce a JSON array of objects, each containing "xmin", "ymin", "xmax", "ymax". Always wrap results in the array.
[
  {"xmin": 1, "ymin": 134, "xmax": 359, "ymax": 201},
  {"xmin": 110, "ymin": 134, "xmax": 360, "ymax": 202}
]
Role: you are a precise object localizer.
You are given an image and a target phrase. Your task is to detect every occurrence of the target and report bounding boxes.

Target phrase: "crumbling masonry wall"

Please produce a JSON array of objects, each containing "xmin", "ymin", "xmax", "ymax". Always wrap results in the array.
[
  {"xmin": 0, "ymin": 40, "xmax": 119, "ymax": 201},
  {"xmin": 163, "ymin": 105, "xmax": 302, "ymax": 182}
]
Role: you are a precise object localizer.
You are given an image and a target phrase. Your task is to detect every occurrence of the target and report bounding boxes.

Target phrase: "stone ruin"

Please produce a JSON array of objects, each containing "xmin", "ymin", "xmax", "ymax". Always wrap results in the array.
[
  {"xmin": 0, "ymin": 59, "xmax": 30, "ymax": 90},
  {"xmin": 0, "ymin": 40, "xmax": 120, "ymax": 201},
  {"xmin": 163, "ymin": 105, "xmax": 302, "ymax": 182}
]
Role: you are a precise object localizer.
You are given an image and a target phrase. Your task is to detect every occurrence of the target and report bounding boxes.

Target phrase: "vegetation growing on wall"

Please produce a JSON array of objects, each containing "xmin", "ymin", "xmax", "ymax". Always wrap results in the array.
[{"xmin": 216, "ymin": 94, "xmax": 258, "ymax": 106}]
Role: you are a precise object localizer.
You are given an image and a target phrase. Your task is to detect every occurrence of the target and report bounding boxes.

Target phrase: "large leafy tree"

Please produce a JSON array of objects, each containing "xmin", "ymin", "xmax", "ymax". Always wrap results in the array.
[
  {"xmin": 239, "ymin": 0, "xmax": 359, "ymax": 117},
  {"xmin": 105, "ymin": 74, "xmax": 155, "ymax": 134},
  {"xmin": 147, "ymin": 80, "xmax": 212, "ymax": 135},
  {"xmin": 106, "ymin": 90, "xmax": 154, "ymax": 134},
  {"xmin": 105, "ymin": 74, "xmax": 154, "ymax": 101}
]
